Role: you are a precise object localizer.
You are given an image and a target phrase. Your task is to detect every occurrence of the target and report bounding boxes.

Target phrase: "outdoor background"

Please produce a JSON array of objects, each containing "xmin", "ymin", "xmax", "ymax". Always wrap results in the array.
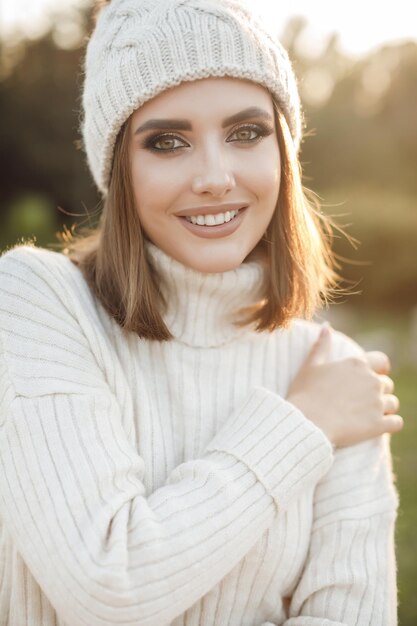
[{"xmin": 1, "ymin": 0, "xmax": 416, "ymax": 622}]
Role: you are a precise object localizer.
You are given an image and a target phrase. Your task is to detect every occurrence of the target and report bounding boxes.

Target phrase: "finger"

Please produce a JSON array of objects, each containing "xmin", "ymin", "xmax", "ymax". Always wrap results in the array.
[
  {"xmin": 379, "ymin": 374, "xmax": 394, "ymax": 394},
  {"xmin": 380, "ymin": 414, "xmax": 404, "ymax": 434},
  {"xmin": 382, "ymin": 394, "xmax": 400, "ymax": 415},
  {"xmin": 305, "ymin": 323, "xmax": 333, "ymax": 367},
  {"xmin": 365, "ymin": 351, "xmax": 391, "ymax": 375}
]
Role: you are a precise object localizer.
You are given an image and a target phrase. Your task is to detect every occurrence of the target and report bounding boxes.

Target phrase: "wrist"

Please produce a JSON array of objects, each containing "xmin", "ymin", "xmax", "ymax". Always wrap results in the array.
[{"xmin": 287, "ymin": 393, "xmax": 336, "ymax": 449}]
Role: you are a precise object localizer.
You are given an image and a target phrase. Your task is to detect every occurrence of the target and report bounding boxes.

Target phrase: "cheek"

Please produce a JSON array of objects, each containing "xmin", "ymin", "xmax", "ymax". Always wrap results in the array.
[
  {"xmin": 131, "ymin": 155, "xmax": 178, "ymax": 219},
  {"xmin": 238, "ymin": 143, "xmax": 281, "ymax": 198},
  {"xmin": 244, "ymin": 161, "xmax": 281, "ymax": 207}
]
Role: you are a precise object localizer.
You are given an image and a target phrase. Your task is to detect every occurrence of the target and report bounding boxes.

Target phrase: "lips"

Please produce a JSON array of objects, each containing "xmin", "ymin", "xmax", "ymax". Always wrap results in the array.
[{"xmin": 177, "ymin": 206, "xmax": 248, "ymax": 239}]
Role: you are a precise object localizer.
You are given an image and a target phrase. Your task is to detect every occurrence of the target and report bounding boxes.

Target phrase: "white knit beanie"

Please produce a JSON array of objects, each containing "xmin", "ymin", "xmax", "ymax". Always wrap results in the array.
[{"xmin": 82, "ymin": 0, "xmax": 303, "ymax": 195}]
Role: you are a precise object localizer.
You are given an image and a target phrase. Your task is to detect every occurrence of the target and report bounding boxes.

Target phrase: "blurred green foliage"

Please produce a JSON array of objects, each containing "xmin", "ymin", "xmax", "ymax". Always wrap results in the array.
[
  {"xmin": 392, "ymin": 366, "xmax": 417, "ymax": 625},
  {"xmin": 0, "ymin": 6, "xmax": 416, "ymax": 624},
  {"xmin": 3, "ymin": 194, "xmax": 57, "ymax": 249}
]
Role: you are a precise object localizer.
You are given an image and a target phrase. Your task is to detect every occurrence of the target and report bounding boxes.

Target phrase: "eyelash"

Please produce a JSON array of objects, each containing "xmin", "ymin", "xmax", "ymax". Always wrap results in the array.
[{"xmin": 142, "ymin": 123, "xmax": 274, "ymax": 153}]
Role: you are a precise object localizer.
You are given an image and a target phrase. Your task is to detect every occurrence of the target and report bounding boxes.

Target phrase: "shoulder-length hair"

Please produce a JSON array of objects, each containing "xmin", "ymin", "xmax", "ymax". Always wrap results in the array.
[{"xmin": 56, "ymin": 97, "xmax": 340, "ymax": 341}]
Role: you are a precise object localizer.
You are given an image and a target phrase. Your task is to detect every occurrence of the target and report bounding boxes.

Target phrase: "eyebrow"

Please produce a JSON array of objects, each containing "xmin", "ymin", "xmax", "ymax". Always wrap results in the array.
[{"xmin": 134, "ymin": 107, "xmax": 273, "ymax": 134}]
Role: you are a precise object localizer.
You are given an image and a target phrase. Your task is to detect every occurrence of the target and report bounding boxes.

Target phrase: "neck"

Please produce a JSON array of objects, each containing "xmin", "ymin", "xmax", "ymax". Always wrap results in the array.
[{"xmin": 145, "ymin": 241, "xmax": 266, "ymax": 347}]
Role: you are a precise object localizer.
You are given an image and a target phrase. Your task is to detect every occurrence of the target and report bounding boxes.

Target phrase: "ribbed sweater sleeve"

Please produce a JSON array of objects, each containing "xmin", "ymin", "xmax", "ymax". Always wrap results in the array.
[
  {"xmin": 260, "ymin": 333, "xmax": 399, "ymax": 626},
  {"xmin": 283, "ymin": 436, "xmax": 398, "ymax": 626},
  {"xmin": 0, "ymin": 247, "xmax": 334, "ymax": 626}
]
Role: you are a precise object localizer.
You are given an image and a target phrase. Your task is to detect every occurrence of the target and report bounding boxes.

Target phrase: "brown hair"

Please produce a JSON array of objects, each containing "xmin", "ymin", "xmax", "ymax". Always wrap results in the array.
[{"xmin": 55, "ymin": 99, "xmax": 340, "ymax": 341}]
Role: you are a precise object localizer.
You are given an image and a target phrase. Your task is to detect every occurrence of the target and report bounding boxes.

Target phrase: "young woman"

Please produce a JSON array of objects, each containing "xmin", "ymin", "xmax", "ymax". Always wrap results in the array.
[{"xmin": 0, "ymin": 1, "xmax": 402, "ymax": 625}]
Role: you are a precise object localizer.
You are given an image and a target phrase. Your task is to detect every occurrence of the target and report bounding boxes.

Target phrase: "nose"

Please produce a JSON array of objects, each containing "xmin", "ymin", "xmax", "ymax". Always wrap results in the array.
[{"xmin": 191, "ymin": 144, "xmax": 236, "ymax": 197}]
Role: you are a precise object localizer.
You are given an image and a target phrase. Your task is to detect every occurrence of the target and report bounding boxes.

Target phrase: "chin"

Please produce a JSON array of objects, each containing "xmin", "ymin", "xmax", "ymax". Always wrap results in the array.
[
  {"xmin": 180, "ymin": 249, "xmax": 247, "ymax": 274},
  {"xmin": 195, "ymin": 260, "xmax": 242, "ymax": 274}
]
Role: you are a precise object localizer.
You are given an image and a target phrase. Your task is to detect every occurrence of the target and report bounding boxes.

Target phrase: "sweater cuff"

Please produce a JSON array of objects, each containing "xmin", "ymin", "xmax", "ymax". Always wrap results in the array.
[{"xmin": 205, "ymin": 387, "xmax": 334, "ymax": 512}]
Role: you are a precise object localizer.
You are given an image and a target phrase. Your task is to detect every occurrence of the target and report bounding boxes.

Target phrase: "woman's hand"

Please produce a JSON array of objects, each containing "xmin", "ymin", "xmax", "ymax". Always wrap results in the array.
[{"xmin": 287, "ymin": 325, "xmax": 403, "ymax": 448}]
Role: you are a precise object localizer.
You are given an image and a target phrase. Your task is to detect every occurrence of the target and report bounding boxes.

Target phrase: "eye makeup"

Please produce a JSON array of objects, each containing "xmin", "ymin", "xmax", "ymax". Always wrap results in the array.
[
  {"xmin": 140, "ymin": 121, "xmax": 275, "ymax": 153},
  {"xmin": 227, "ymin": 122, "xmax": 274, "ymax": 143},
  {"xmin": 142, "ymin": 133, "xmax": 188, "ymax": 152}
]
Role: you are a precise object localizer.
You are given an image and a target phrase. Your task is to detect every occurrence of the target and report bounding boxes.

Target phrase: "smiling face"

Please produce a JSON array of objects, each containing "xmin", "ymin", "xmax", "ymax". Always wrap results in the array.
[{"xmin": 129, "ymin": 77, "xmax": 281, "ymax": 273}]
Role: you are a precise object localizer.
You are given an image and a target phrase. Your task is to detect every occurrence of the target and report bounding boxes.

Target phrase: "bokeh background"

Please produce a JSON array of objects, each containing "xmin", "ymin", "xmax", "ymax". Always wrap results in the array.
[{"xmin": 1, "ymin": 0, "xmax": 416, "ymax": 622}]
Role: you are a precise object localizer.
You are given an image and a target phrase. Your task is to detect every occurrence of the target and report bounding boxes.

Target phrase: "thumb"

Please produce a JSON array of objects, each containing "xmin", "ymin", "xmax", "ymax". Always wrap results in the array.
[{"xmin": 305, "ymin": 323, "xmax": 333, "ymax": 367}]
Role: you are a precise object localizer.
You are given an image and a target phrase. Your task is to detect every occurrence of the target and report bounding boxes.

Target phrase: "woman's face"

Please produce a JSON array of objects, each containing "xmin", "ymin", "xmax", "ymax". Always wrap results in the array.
[{"xmin": 129, "ymin": 77, "xmax": 281, "ymax": 273}]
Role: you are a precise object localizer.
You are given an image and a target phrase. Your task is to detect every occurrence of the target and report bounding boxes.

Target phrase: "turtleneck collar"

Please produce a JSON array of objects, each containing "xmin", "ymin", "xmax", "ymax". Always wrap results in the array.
[{"xmin": 145, "ymin": 241, "xmax": 266, "ymax": 348}]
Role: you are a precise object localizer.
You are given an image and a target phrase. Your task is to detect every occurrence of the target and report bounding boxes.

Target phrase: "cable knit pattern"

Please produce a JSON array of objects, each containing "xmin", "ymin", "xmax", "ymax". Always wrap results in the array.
[
  {"xmin": 81, "ymin": 0, "xmax": 302, "ymax": 194},
  {"xmin": 0, "ymin": 242, "xmax": 399, "ymax": 626}
]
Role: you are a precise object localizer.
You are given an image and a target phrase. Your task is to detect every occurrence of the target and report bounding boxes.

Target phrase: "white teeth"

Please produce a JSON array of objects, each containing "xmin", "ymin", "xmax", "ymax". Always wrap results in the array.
[{"xmin": 185, "ymin": 209, "xmax": 239, "ymax": 226}]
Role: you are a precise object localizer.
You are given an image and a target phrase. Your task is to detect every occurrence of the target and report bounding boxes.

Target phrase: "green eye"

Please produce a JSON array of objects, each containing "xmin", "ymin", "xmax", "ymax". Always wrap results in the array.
[
  {"xmin": 155, "ymin": 138, "xmax": 176, "ymax": 150},
  {"xmin": 227, "ymin": 123, "xmax": 272, "ymax": 143},
  {"xmin": 143, "ymin": 134, "xmax": 189, "ymax": 152},
  {"xmin": 152, "ymin": 136, "xmax": 186, "ymax": 151},
  {"xmin": 233, "ymin": 128, "xmax": 258, "ymax": 141}
]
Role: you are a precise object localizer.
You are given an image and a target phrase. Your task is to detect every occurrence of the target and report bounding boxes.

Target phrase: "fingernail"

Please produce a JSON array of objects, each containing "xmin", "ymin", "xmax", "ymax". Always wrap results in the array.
[{"xmin": 394, "ymin": 416, "xmax": 404, "ymax": 429}]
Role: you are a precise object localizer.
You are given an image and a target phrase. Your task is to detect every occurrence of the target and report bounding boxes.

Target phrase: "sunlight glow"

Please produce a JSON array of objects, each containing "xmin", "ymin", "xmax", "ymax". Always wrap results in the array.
[
  {"xmin": 253, "ymin": 0, "xmax": 417, "ymax": 57},
  {"xmin": 1, "ymin": 0, "xmax": 416, "ymax": 56}
]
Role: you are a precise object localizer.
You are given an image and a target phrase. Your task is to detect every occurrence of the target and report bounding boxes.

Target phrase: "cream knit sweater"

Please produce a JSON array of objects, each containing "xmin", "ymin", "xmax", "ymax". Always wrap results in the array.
[{"xmin": 0, "ymin": 241, "xmax": 399, "ymax": 626}]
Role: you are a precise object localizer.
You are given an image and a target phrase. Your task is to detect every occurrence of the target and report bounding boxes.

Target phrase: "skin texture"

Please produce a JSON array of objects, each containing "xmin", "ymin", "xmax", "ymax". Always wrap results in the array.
[{"xmin": 129, "ymin": 77, "xmax": 280, "ymax": 273}]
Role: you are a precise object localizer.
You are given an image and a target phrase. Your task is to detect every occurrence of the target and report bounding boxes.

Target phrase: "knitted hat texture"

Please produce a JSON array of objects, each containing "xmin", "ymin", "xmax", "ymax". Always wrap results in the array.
[{"xmin": 82, "ymin": 0, "xmax": 302, "ymax": 195}]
